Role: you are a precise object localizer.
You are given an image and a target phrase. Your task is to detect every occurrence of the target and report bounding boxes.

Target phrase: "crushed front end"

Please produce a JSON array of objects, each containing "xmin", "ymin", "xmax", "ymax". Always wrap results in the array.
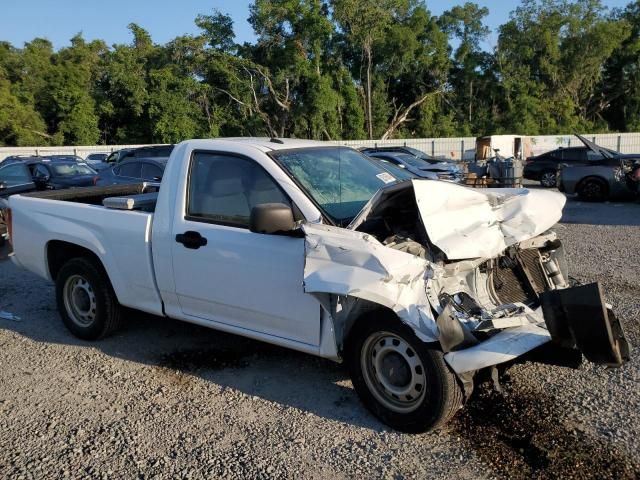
[
  {"xmin": 426, "ymin": 231, "xmax": 629, "ymax": 374},
  {"xmin": 306, "ymin": 179, "xmax": 631, "ymax": 380}
]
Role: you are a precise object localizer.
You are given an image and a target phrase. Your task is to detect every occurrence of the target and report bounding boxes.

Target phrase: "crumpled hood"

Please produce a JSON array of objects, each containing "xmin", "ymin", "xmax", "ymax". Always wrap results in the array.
[{"xmin": 352, "ymin": 180, "xmax": 566, "ymax": 260}]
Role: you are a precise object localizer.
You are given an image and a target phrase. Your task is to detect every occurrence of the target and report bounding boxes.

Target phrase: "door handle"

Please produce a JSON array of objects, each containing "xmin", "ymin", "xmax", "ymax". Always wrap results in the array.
[{"xmin": 175, "ymin": 231, "xmax": 208, "ymax": 249}]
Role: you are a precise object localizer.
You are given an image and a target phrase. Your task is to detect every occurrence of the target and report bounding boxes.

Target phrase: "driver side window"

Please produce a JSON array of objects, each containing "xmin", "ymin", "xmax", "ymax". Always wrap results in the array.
[{"xmin": 187, "ymin": 152, "xmax": 290, "ymax": 228}]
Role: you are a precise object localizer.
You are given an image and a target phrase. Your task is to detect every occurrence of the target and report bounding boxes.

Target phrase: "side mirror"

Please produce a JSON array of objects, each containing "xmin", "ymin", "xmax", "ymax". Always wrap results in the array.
[{"xmin": 250, "ymin": 203, "xmax": 298, "ymax": 235}]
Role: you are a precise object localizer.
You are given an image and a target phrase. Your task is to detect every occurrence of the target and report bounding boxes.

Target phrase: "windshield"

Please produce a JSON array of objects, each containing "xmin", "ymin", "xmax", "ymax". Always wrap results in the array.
[
  {"xmin": 373, "ymin": 158, "xmax": 415, "ymax": 180},
  {"xmin": 51, "ymin": 163, "xmax": 96, "ymax": 176},
  {"xmin": 392, "ymin": 153, "xmax": 440, "ymax": 169},
  {"xmin": 274, "ymin": 147, "xmax": 396, "ymax": 225}
]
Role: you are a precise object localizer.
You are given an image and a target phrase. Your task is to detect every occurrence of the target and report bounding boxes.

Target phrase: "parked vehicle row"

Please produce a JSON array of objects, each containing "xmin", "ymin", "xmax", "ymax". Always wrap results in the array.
[
  {"xmin": 5, "ymin": 137, "xmax": 629, "ymax": 433},
  {"xmin": 524, "ymin": 134, "xmax": 640, "ymax": 200},
  {"xmin": 360, "ymin": 146, "xmax": 464, "ymax": 183},
  {"xmin": 103, "ymin": 144, "xmax": 174, "ymax": 165},
  {"xmin": 96, "ymin": 158, "xmax": 167, "ymax": 186}
]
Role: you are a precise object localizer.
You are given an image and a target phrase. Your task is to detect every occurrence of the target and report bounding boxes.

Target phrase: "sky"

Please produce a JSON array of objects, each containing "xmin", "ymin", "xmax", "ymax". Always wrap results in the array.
[{"xmin": 0, "ymin": 0, "xmax": 633, "ymax": 51}]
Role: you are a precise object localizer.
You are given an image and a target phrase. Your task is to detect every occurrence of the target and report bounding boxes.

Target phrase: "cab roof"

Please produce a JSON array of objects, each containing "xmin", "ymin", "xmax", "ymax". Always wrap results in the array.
[{"xmin": 181, "ymin": 137, "xmax": 330, "ymax": 153}]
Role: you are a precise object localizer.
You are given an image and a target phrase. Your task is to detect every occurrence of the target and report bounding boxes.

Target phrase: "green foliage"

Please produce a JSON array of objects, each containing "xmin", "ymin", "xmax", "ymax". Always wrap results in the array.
[
  {"xmin": 496, "ymin": 0, "xmax": 630, "ymax": 134},
  {"xmin": 0, "ymin": 0, "xmax": 637, "ymax": 146}
]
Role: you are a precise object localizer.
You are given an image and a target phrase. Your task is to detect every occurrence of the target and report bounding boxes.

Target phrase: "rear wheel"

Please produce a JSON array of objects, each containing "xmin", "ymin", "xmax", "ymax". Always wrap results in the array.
[
  {"xmin": 540, "ymin": 170, "xmax": 557, "ymax": 188},
  {"xmin": 55, "ymin": 257, "xmax": 122, "ymax": 340},
  {"xmin": 577, "ymin": 177, "xmax": 608, "ymax": 202},
  {"xmin": 346, "ymin": 311, "xmax": 464, "ymax": 432}
]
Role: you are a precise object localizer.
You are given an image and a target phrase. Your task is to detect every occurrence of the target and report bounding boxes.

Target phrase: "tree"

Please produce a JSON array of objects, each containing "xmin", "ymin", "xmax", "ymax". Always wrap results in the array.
[
  {"xmin": 0, "ymin": 73, "xmax": 49, "ymax": 146},
  {"xmin": 439, "ymin": 2, "xmax": 492, "ymax": 133},
  {"xmin": 601, "ymin": 1, "xmax": 640, "ymax": 131},
  {"xmin": 496, "ymin": 0, "xmax": 630, "ymax": 134},
  {"xmin": 332, "ymin": 0, "xmax": 404, "ymax": 139}
]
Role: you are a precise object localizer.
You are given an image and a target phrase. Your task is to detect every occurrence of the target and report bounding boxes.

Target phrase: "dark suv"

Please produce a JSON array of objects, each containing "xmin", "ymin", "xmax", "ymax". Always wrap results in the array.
[
  {"xmin": 105, "ymin": 145, "xmax": 174, "ymax": 165},
  {"xmin": 524, "ymin": 144, "xmax": 616, "ymax": 187}
]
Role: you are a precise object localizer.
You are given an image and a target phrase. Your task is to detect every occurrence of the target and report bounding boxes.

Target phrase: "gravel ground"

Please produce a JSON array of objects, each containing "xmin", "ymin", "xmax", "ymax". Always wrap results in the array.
[{"xmin": 0, "ymin": 195, "xmax": 638, "ymax": 479}]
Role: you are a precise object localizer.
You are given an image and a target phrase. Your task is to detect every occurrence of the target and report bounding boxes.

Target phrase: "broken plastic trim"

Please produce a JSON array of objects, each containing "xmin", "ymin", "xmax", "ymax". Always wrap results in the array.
[{"xmin": 540, "ymin": 282, "xmax": 630, "ymax": 367}]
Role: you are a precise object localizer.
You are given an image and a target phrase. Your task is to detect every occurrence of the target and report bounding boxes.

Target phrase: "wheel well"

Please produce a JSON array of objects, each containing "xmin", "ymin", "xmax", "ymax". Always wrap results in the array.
[
  {"xmin": 577, "ymin": 175, "xmax": 608, "ymax": 193},
  {"xmin": 47, "ymin": 240, "xmax": 105, "ymax": 281},
  {"xmin": 341, "ymin": 301, "xmax": 435, "ymax": 353}
]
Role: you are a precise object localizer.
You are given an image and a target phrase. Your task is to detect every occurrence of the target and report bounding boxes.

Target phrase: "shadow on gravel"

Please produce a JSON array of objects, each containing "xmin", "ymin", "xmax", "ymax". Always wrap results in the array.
[
  {"xmin": 145, "ymin": 325, "xmax": 382, "ymax": 428},
  {"xmin": 560, "ymin": 197, "xmax": 640, "ymax": 227},
  {"xmin": 0, "ymin": 278, "xmax": 381, "ymax": 430},
  {"xmin": 450, "ymin": 383, "xmax": 640, "ymax": 480}
]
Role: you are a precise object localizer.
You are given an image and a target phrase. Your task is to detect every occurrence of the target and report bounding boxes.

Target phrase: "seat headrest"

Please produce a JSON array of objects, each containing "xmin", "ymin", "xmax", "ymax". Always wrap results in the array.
[{"xmin": 211, "ymin": 177, "xmax": 245, "ymax": 197}]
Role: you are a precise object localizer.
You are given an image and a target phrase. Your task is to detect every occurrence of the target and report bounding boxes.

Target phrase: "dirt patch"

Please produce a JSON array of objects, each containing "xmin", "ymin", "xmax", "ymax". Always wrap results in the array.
[
  {"xmin": 450, "ymin": 382, "xmax": 640, "ymax": 480},
  {"xmin": 157, "ymin": 348, "xmax": 251, "ymax": 373}
]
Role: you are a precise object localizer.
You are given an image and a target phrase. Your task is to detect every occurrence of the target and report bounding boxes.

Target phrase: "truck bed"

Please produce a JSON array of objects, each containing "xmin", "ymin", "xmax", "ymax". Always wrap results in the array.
[
  {"xmin": 9, "ymin": 183, "xmax": 164, "ymax": 316},
  {"xmin": 22, "ymin": 183, "xmax": 159, "ymax": 209}
]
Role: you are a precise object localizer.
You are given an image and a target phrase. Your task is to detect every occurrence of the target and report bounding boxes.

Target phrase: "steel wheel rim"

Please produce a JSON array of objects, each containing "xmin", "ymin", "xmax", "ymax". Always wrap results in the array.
[
  {"xmin": 63, "ymin": 274, "xmax": 97, "ymax": 327},
  {"xmin": 541, "ymin": 172, "xmax": 556, "ymax": 187},
  {"xmin": 360, "ymin": 331, "xmax": 427, "ymax": 413}
]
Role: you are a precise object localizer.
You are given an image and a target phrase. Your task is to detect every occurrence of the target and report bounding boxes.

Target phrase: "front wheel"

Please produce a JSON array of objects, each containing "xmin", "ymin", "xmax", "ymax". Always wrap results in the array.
[
  {"xmin": 55, "ymin": 257, "xmax": 122, "ymax": 340},
  {"xmin": 540, "ymin": 170, "xmax": 557, "ymax": 188},
  {"xmin": 346, "ymin": 311, "xmax": 464, "ymax": 432},
  {"xmin": 577, "ymin": 178, "xmax": 608, "ymax": 202}
]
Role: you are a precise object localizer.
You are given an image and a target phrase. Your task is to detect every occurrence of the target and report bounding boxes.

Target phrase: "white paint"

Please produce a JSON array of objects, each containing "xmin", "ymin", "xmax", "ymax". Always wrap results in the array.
[
  {"xmin": 444, "ymin": 324, "xmax": 551, "ymax": 373},
  {"xmin": 302, "ymin": 223, "xmax": 440, "ymax": 342},
  {"xmin": 411, "ymin": 180, "xmax": 566, "ymax": 259},
  {"xmin": 9, "ymin": 137, "xmax": 564, "ymax": 376}
]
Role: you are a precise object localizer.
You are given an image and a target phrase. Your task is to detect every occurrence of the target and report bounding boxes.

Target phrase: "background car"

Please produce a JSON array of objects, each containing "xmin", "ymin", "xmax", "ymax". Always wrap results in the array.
[
  {"xmin": 524, "ymin": 137, "xmax": 619, "ymax": 187},
  {"xmin": 84, "ymin": 152, "xmax": 112, "ymax": 171},
  {"xmin": 96, "ymin": 158, "xmax": 167, "ymax": 186},
  {"xmin": 46, "ymin": 154, "xmax": 86, "ymax": 163},
  {"xmin": 25, "ymin": 160, "xmax": 99, "ymax": 190},
  {"xmin": 104, "ymin": 148, "xmax": 135, "ymax": 165},
  {"xmin": 558, "ymin": 136, "xmax": 640, "ymax": 201},
  {"xmin": 363, "ymin": 149, "xmax": 460, "ymax": 181},
  {"xmin": 85, "ymin": 153, "xmax": 108, "ymax": 163},
  {"xmin": 0, "ymin": 161, "xmax": 36, "ymax": 246},
  {"xmin": 124, "ymin": 145, "xmax": 174, "ymax": 160},
  {"xmin": 104, "ymin": 145, "xmax": 174, "ymax": 165},
  {"xmin": 0, "ymin": 154, "xmax": 42, "ymax": 166},
  {"xmin": 368, "ymin": 156, "xmax": 423, "ymax": 181}
]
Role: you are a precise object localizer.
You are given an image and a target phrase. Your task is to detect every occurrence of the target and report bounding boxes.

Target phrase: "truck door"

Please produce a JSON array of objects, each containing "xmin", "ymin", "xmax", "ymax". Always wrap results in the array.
[{"xmin": 169, "ymin": 151, "xmax": 321, "ymax": 347}]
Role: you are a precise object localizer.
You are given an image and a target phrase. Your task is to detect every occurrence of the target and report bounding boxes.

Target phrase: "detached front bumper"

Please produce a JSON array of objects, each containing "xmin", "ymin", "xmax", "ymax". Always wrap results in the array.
[
  {"xmin": 443, "ymin": 282, "xmax": 630, "ymax": 374},
  {"xmin": 540, "ymin": 282, "xmax": 630, "ymax": 367}
]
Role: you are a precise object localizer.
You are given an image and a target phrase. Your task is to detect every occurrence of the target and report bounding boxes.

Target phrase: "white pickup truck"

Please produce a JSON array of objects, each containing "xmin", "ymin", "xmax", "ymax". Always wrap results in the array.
[{"xmin": 6, "ymin": 138, "xmax": 629, "ymax": 432}]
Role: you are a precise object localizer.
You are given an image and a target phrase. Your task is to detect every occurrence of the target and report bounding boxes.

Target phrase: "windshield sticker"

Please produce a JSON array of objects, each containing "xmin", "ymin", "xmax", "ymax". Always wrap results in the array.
[{"xmin": 376, "ymin": 172, "xmax": 396, "ymax": 184}]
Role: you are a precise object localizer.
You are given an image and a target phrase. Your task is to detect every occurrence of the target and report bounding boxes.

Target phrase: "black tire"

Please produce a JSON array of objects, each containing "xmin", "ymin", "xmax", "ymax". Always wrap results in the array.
[
  {"xmin": 55, "ymin": 257, "xmax": 122, "ymax": 340},
  {"xmin": 346, "ymin": 310, "xmax": 464, "ymax": 433},
  {"xmin": 540, "ymin": 170, "xmax": 557, "ymax": 188},
  {"xmin": 577, "ymin": 177, "xmax": 608, "ymax": 202}
]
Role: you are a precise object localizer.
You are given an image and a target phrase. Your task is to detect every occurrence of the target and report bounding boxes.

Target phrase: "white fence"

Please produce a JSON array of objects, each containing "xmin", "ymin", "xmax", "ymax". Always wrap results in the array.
[
  {"xmin": 337, "ymin": 132, "xmax": 640, "ymax": 160},
  {"xmin": 2, "ymin": 133, "xmax": 640, "ymax": 162}
]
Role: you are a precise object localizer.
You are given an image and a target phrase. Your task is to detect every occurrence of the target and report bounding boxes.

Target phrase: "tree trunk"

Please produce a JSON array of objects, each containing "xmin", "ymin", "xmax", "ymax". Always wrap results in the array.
[
  {"xmin": 365, "ymin": 43, "xmax": 373, "ymax": 140},
  {"xmin": 468, "ymin": 80, "xmax": 473, "ymax": 123}
]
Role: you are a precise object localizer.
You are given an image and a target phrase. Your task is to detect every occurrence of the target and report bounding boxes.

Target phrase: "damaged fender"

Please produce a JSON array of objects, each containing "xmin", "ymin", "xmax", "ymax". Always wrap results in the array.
[
  {"xmin": 302, "ymin": 223, "xmax": 557, "ymax": 373},
  {"xmin": 302, "ymin": 223, "xmax": 440, "ymax": 343}
]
